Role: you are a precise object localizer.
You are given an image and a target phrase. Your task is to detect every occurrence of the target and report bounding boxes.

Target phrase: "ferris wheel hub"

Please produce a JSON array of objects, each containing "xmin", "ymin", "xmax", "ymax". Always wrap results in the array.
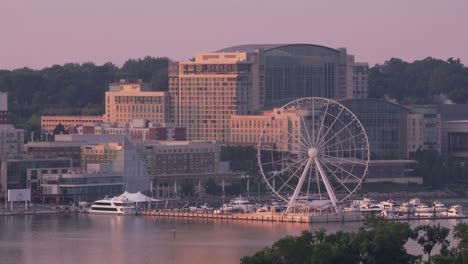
[{"xmin": 308, "ymin": 148, "xmax": 319, "ymax": 158}]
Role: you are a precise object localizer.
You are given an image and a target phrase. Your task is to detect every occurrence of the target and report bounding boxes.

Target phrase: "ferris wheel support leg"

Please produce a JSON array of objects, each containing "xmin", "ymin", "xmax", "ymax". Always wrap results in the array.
[
  {"xmin": 285, "ymin": 158, "xmax": 312, "ymax": 214},
  {"xmin": 315, "ymin": 159, "xmax": 342, "ymax": 215}
]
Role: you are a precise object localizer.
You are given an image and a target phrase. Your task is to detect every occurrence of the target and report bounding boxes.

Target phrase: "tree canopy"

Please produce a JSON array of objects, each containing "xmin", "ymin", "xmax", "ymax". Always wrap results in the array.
[
  {"xmin": 0, "ymin": 57, "xmax": 169, "ymax": 129},
  {"xmin": 242, "ymin": 218, "xmax": 468, "ymax": 264},
  {"xmin": 369, "ymin": 57, "xmax": 468, "ymax": 104}
]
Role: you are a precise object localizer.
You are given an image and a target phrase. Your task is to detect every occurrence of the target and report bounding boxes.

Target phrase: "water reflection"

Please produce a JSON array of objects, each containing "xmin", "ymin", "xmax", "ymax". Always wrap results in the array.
[{"xmin": 0, "ymin": 214, "xmax": 466, "ymax": 264}]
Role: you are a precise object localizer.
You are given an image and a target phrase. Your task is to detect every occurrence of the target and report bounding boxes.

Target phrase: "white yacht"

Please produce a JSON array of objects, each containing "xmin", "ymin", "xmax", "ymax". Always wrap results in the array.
[
  {"xmin": 225, "ymin": 196, "xmax": 257, "ymax": 212},
  {"xmin": 351, "ymin": 197, "xmax": 376, "ymax": 208},
  {"xmin": 396, "ymin": 202, "xmax": 417, "ymax": 213},
  {"xmin": 379, "ymin": 200, "xmax": 399, "ymax": 211},
  {"xmin": 415, "ymin": 203, "xmax": 434, "ymax": 217},
  {"xmin": 256, "ymin": 202, "xmax": 286, "ymax": 213},
  {"xmin": 343, "ymin": 204, "xmax": 360, "ymax": 213},
  {"xmin": 446, "ymin": 205, "xmax": 465, "ymax": 218},
  {"xmin": 189, "ymin": 203, "xmax": 213, "ymax": 212},
  {"xmin": 380, "ymin": 210, "xmax": 404, "ymax": 219},
  {"xmin": 409, "ymin": 198, "xmax": 421, "ymax": 206},
  {"xmin": 359, "ymin": 203, "xmax": 382, "ymax": 213},
  {"xmin": 89, "ymin": 197, "xmax": 136, "ymax": 215},
  {"xmin": 432, "ymin": 201, "xmax": 448, "ymax": 212}
]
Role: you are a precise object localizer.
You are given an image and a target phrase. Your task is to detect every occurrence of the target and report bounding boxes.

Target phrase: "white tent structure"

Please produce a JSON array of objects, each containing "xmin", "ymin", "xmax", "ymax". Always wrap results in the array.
[
  {"xmin": 116, "ymin": 191, "xmax": 160, "ymax": 203},
  {"xmin": 114, "ymin": 191, "xmax": 162, "ymax": 211}
]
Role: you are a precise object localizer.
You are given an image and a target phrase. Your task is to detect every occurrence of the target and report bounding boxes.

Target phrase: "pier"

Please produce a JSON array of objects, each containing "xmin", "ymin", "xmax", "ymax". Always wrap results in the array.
[
  {"xmin": 138, "ymin": 210, "xmax": 468, "ymax": 223},
  {"xmin": 139, "ymin": 210, "xmax": 363, "ymax": 223}
]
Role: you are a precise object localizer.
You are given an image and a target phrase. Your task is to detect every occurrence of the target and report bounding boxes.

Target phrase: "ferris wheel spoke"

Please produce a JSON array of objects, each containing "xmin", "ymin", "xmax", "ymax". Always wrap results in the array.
[
  {"xmin": 315, "ymin": 165, "xmax": 322, "ymax": 199},
  {"xmin": 317, "ymin": 127, "xmax": 345, "ymax": 155},
  {"xmin": 284, "ymin": 129, "xmax": 311, "ymax": 152},
  {"xmin": 276, "ymin": 158, "xmax": 309, "ymax": 194},
  {"xmin": 306, "ymin": 164, "xmax": 312, "ymax": 198},
  {"xmin": 319, "ymin": 156, "xmax": 363, "ymax": 182},
  {"xmin": 261, "ymin": 155, "xmax": 303, "ymax": 169},
  {"xmin": 318, "ymin": 158, "xmax": 352, "ymax": 194},
  {"xmin": 315, "ymin": 108, "xmax": 344, "ymax": 148},
  {"xmin": 295, "ymin": 101, "xmax": 313, "ymax": 148},
  {"xmin": 266, "ymin": 156, "xmax": 309, "ymax": 181},
  {"xmin": 321, "ymin": 132, "xmax": 365, "ymax": 150},
  {"xmin": 320, "ymin": 154, "xmax": 367, "ymax": 166},
  {"xmin": 317, "ymin": 119, "xmax": 358, "ymax": 151},
  {"xmin": 322, "ymin": 148, "xmax": 368, "ymax": 155},
  {"xmin": 314, "ymin": 102, "xmax": 330, "ymax": 147},
  {"xmin": 287, "ymin": 115, "xmax": 312, "ymax": 151},
  {"xmin": 311, "ymin": 99, "xmax": 316, "ymax": 147}
]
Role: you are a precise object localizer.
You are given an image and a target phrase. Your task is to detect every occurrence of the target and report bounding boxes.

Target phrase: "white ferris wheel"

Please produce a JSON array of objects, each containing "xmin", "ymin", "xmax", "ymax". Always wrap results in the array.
[{"xmin": 257, "ymin": 97, "xmax": 370, "ymax": 214}]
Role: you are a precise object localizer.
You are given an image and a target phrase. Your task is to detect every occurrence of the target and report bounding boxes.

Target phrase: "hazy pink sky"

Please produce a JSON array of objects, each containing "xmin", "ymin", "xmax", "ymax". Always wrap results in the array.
[{"xmin": 1, "ymin": 0, "xmax": 467, "ymax": 69}]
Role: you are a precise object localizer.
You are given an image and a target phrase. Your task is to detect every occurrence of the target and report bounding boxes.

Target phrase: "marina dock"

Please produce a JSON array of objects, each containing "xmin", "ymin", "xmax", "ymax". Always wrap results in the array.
[
  {"xmin": 139, "ymin": 210, "xmax": 468, "ymax": 223},
  {"xmin": 140, "ymin": 210, "xmax": 363, "ymax": 223}
]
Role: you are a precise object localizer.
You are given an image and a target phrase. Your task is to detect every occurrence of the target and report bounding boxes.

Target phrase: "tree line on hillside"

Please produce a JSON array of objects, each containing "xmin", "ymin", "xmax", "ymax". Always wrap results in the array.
[
  {"xmin": 369, "ymin": 57, "xmax": 468, "ymax": 104},
  {"xmin": 2, "ymin": 56, "xmax": 468, "ymax": 136},
  {"xmin": 0, "ymin": 56, "xmax": 168, "ymax": 132},
  {"xmin": 242, "ymin": 217, "xmax": 468, "ymax": 264}
]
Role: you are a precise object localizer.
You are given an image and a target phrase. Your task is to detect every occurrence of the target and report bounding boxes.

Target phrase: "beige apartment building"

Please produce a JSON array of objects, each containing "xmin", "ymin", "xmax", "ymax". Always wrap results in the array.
[
  {"xmin": 41, "ymin": 115, "xmax": 104, "ymax": 133},
  {"xmin": 169, "ymin": 52, "xmax": 262, "ymax": 142},
  {"xmin": 229, "ymin": 108, "xmax": 302, "ymax": 152},
  {"xmin": 105, "ymin": 81, "xmax": 167, "ymax": 124},
  {"xmin": 407, "ymin": 112, "xmax": 424, "ymax": 155}
]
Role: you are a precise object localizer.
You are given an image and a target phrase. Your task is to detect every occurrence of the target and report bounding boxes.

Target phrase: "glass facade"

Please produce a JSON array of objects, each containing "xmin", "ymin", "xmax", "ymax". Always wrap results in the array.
[
  {"xmin": 3, "ymin": 159, "xmax": 72, "ymax": 190},
  {"xmin": 41, "ymin": 175, "xmax": 123, "ymax": 202},
  {"xmin": 263, "ymin": 44, "xmax": 340, "ymax": 103},
  {"xmin": 340, "ymin": 99, "xmax": 409, "ymax": 160}
]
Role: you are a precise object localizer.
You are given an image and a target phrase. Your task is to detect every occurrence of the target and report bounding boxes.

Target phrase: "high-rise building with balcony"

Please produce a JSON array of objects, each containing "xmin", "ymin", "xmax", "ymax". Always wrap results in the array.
[
  {"xmin": 105, "ymin": 80, "xmax": 167, "ymax": 124},
  {"xmin": 169, "ymin": 52, "xmax": 262, "ymax": 141}
]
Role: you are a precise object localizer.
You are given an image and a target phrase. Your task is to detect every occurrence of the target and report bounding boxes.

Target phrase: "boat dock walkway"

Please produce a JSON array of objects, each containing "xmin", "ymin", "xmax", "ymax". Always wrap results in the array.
[
  {"xmin": 139, "ymin": 210, "xmax": 468, "ymax": 223},
  {"xmin": 139, "ymin": 210, "xmax": 363, "ymax": 223}
]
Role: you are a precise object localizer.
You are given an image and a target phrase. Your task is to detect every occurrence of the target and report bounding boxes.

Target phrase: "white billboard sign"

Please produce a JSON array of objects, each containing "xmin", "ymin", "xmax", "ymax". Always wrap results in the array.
[{"xmin": 8, "ymin": 189, "xmax": 31, "ymax": 202}]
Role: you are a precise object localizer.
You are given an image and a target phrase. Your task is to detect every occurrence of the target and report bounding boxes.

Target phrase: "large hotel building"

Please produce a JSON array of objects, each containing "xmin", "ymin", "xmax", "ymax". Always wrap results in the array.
[
  {"xmin": 169, "ymin": 52, "xmax": 262, "ymax": 142},
  {"xmin": 170, "ymin": 44, "xmax": 368, "ymax": 142}
]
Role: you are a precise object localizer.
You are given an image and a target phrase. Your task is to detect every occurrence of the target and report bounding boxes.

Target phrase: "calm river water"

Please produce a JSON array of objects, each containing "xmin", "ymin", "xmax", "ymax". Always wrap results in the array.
[{"xmin": 0, "ymin": 214, "xmax": 465, "ymax": 264}]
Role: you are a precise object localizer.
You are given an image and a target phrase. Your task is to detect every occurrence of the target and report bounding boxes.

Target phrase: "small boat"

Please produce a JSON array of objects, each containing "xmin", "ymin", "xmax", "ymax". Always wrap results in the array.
[
  {"xmin": 89, "ymin": 197, "xmax": 136, "ymax": 215},
  {"xmin": 445, "ymin": 205, "xmax": 465, "ymax": 218},
  {"xmin": 189, "ymin": 203, "xmax": 213, "ymax": 212}
]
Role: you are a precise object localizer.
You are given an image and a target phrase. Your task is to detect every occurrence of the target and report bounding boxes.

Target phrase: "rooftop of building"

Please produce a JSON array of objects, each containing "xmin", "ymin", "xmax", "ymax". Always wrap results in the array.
[
  {"xmin": 25, "ymin": 141, "xmax": 85, "ymax": 147},
  {"xmin": 217, "ymin": 43, "xmax": 339, "ymax": 54},
  {"xmin": 0, "ymin": 124, "xmax": 23, "ymax": 131}
]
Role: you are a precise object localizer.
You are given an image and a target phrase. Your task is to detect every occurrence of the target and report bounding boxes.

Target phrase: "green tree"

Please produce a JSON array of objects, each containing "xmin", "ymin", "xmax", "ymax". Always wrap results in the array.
[
  {"xmin": 357, "ymin": 216, "xmax": 419, "ymax": 264},
  {"xmin": 53, "ymin": 123, "xmax": 68, "ymax": 135},
  {"xmin": 180, "ymin": 180, "xmax": 195, "ymax": 197},
  {"xmin": 241, "ymin": 218, "xmax": 420, "ymax": 264},
  {"xmin": 204, "ymin": 178, "xmax": 221, "ymax": 195},
  {"xmin": 415, "ymin": 224, "xmax": 450, "ymax": 262}
]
